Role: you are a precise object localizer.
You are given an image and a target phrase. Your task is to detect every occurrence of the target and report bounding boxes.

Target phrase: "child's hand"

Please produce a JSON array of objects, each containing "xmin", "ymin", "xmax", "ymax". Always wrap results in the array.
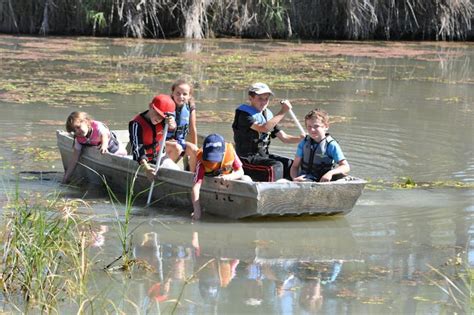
[
  {"xmin": 293, "ymin": 175, "xmax": 309, "ymax": 182},
  {"xmin": 320, "ymin": 172, "xmax": 333, "ymax": 182},
  {"xmin": 141, "ymin": 163, "xmax": 155, "ymax": 181},
  {"xmin": 191, "ymin": 208, "xmax": 201, "ymax": 220},
  {"xmin": 166, "ymin": 116, "xmax": 177, "ymax": 130},
  {"xmin": 99, "ymin": 145, "xmax": 108, "ymax": 154},
  {"xmin": 61, "ymin": 176, "xmax": 70, "ymax": 185},
  {"xmin": 216, "ymin": 174, "xmax": 232, "ymax": 184},
  {"xmin": 279, "ymin": 99, "xmax": 292, "ymax": 112}
]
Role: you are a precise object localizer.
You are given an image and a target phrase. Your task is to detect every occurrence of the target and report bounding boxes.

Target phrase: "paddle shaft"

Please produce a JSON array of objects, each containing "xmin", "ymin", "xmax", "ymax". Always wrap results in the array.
[
  {"xmin": 146, "ymin": 121, "xmax": 169, "ymax": 205},
  {"xmin": 288, "ymin": 109, "xmax": 306, "ymax": 135}
]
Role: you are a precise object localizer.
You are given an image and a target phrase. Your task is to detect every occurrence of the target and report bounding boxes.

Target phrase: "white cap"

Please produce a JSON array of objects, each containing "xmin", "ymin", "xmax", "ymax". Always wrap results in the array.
[{"xmin": 248, "ymin": 82, "xmax": 273, "ymax": 95}]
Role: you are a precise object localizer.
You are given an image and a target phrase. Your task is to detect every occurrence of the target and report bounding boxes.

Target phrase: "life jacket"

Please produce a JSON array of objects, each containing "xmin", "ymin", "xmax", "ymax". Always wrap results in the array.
[
  {"xmin": 232, "ymin": 104, "xmax": 273, "ymax": 157},
  {"xmin": 197, "ymin": 143, "xmax": 235, "ymax": 176},
  {"xmin": 300, "ymin": 134, "xmax": 336, "ymax": 181},
  {"xmin": 75, "ymin": 120, "xmax": 103, "ymax": 146},
  {"xmin": 166, "ymin": 103, "xmax": 191, "ymax": 146},
  {"xmin": 75, "ymin": 121, "xmax": 120, "ymax": 153},
  {"xmin": 131, "ymin": 113, "xmax": 165, "ymax": 162}
]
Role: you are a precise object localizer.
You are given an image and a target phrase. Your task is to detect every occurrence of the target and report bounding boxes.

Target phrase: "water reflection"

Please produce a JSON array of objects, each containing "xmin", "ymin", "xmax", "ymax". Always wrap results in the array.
[{"xmin": 127, "ymin": 219, "xmax": 359, "ymax": 314}]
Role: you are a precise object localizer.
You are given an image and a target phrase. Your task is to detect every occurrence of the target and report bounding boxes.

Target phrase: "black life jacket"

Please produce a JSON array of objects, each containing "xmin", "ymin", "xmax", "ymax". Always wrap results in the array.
[{"xmin": 232, "ymin": 104, "xmax": 273, "ymax": 157}]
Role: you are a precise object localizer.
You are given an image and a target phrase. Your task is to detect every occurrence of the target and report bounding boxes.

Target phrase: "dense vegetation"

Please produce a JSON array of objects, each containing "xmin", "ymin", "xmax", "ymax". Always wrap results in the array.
[{"xmin": 0, "ymin": 0, "xmax": 472, "ymax": 40}]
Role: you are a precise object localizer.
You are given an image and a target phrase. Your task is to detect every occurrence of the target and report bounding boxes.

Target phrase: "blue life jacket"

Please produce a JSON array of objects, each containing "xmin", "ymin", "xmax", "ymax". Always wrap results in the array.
[
  {"xmin": 300, "ymin": 134, "xmax": 336, "ymax": 181},
  {"xmin": 232, "ymin": 104, "xmax": 273, "ymax": 157},
  {"xmin": 167, "ymin": 103, "xmax": 191, "ymax": 147}
]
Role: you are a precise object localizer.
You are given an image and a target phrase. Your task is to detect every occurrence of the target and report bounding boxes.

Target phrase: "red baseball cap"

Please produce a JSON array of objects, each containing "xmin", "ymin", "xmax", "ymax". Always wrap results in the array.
[{"xmin": 149, "ymin": 94, "xmax": 175, "ymax": 118}]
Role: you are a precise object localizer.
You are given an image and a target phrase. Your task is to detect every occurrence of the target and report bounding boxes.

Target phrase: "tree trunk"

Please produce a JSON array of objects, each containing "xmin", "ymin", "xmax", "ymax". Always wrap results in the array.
[
  {"xmin": 39, "ymin": 0, "xmax": 50, "ymax": 35},
  {"xmin": 7, "ymin": 0, "xmax": 19, "ymax": 33}
]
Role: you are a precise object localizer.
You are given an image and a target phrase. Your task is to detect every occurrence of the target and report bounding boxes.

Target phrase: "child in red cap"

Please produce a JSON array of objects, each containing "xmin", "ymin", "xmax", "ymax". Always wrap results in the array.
[{"xmin": 129, "ymin": 94, "xmax": 179, "ymax": 181}]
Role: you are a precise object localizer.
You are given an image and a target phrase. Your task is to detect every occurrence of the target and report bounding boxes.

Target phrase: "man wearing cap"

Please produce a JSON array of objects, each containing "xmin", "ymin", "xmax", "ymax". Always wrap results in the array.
[
  {"xmin": 232, "ymin": 82, "xmax": 304, "ymax": 181},
  {"xmin": 191, "ymin": 133, "xmax": 251, "ymax": 220},
  {"xmin": 129, "ymin": 94, "xmax": 179, "ymax": 181}
]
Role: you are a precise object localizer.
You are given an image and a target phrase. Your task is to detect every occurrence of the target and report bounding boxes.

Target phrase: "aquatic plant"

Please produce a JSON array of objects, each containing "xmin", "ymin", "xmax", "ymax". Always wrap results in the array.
[
  {"xmin": 0, "ymin": 191, "xmax": 92, "ymax": 312},
  {"xmin": 2, "ymin": 35, "xmax": 467, "ymax": 110},
  {"xmin": 78, "ymin": 162, "xmax": 169, "ymax": 272},
  {"xmin": 423, "ymin": 252, "xmax": 473, "ymax": 314},
  {"xmin": 364, "ymin": 177, "xmax": 474, "ymax": 190}
]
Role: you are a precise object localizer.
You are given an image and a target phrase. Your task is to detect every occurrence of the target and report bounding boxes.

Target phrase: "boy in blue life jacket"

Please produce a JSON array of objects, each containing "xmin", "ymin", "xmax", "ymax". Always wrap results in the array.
[
  {"xmin": 290, "ymin": 109, "xmax": 350, "ymax": 182},
  {"xmin": 232, "ymin": 82, "xmax": 305, "ymax": 182}
]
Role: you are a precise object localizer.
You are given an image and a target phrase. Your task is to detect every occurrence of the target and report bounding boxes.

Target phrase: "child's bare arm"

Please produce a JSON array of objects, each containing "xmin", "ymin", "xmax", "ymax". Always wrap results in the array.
[
  {"xmin": 219, "ymin": 168, "xmax": 244, "ymax": 181},
  {"xmin": 275, "ymin": 130, "xmax": 305, "ymax": 144},
  {"xmin": 62, "ymin": 148, "xmax": 81, "ymax": 184},
  {"xmin": 320, "ymin": 160, "xmax": 350, "ymax": 182},
  {"xmin": 100, "ymin": 132, "xmax": 109, "ymax": 154},
  {"xmin": 191, "ymin": 181, "xmax": 202, "ymax": 220},
  {"xmin": 188, "ymin": 98, "xmax": 197, "ymax": 145},
  {"xmin": 250, "ymin": 101, "xmax": 292, "ymax": 133}
]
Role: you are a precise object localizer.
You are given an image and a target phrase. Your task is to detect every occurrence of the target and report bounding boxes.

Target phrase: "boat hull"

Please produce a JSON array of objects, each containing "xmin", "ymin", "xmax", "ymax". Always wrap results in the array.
[{"xmin": 57, "ymin": 130, "xmax": 366, "ymax": 219}]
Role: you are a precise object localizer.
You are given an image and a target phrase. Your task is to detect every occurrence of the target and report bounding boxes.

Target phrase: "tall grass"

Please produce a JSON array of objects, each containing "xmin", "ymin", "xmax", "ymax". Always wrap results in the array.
[
  {"xmin": 1, "ymin": 191, "xmax": 91, "ymax": 312},
  {"xmin": 0, "ymin": 169, "xmax": 158, "ymax": 311},
  {"xmin": 0, "ymin": 0, "xmax": 471, "ymax": 40}
]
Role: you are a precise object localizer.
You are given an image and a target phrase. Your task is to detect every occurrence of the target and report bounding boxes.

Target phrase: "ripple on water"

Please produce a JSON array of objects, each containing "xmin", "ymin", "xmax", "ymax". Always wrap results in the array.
[
  {"xmin": 340, "ymin": 122, "xmax": 413, "ymax": 180},
  {"xmin": 350, "ymin": 189, "xmax": 472, "ymax": 225}
]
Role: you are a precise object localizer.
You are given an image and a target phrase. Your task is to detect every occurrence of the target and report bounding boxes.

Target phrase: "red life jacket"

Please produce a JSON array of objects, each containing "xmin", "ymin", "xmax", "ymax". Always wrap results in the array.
[
  {"xmin": 76, "ymin": 120, "xmax": 104, "ymax": 146},
  {"xmin": 132, "ymin": 114, "xmax": 165, "ymax": 162}
]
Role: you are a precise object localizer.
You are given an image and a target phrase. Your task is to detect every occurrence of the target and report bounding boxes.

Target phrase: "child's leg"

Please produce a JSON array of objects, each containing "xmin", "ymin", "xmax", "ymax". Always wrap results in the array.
[
  {"xmin": 240, "ymin": 175, "xmax": 253, "ymax": 182},
  {"xmin": 165, "ymin": 140, "xmax": 184, "ymax": 162},
  {"xmin": 113, "ymin": 144, "xmax": 128, "ymax": 156},
  {"xmin": 108, "ymin": 134, "xmax": 127, "ymax": 156},
  {"xmin": 184, "ymin": 142, "xmax": 198, "ymax": 173}
]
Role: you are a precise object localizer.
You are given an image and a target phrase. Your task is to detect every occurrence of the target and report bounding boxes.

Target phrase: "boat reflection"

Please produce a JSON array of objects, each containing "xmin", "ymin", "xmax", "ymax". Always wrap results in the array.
[{"xmin": 129, "ymin": 219, "xmax": 362, "ymax": 314}]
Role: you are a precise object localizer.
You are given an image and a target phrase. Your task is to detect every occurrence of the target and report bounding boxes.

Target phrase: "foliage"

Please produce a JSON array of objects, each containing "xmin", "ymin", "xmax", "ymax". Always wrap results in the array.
[
  {"xmin": 0, "ymin": 0, "xmax": 471, "ymax": 40},
  {"xmin": 86, "ymin": 10, "xmax": 107, "ymax": 36}
]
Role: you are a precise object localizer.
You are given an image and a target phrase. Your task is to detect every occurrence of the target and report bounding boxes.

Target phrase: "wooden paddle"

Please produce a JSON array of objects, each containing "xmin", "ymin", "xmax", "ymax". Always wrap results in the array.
[{"xmin": 146, "ymin": 121, "xmax": 169, "ymax": 205}]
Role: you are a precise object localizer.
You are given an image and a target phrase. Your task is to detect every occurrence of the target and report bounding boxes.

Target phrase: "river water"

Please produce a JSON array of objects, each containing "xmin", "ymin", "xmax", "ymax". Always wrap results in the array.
[{"xmin": 0, "ymin": 36, "xmax": 473, "ymax": 313}]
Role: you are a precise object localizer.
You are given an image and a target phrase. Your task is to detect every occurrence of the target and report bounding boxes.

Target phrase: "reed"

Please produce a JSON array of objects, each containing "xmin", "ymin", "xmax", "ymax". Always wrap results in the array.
[
  {"xmin": 424, "ymin": 257, "xmax": 473, "ymax": 313},
  {"xmin": 0, "ymin": 0, "xmax": 471, "ymax": 40},
  {"xmin": 78, "ymin": 162, "xmax": 165, "ymax": 272},
  {"xmin": 0, "ymin": 190, "xmax": 92, "ymax": 312},
  {"xmin": 102, "ymin": 167, "xmax": 143, "ymax": 271}
]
